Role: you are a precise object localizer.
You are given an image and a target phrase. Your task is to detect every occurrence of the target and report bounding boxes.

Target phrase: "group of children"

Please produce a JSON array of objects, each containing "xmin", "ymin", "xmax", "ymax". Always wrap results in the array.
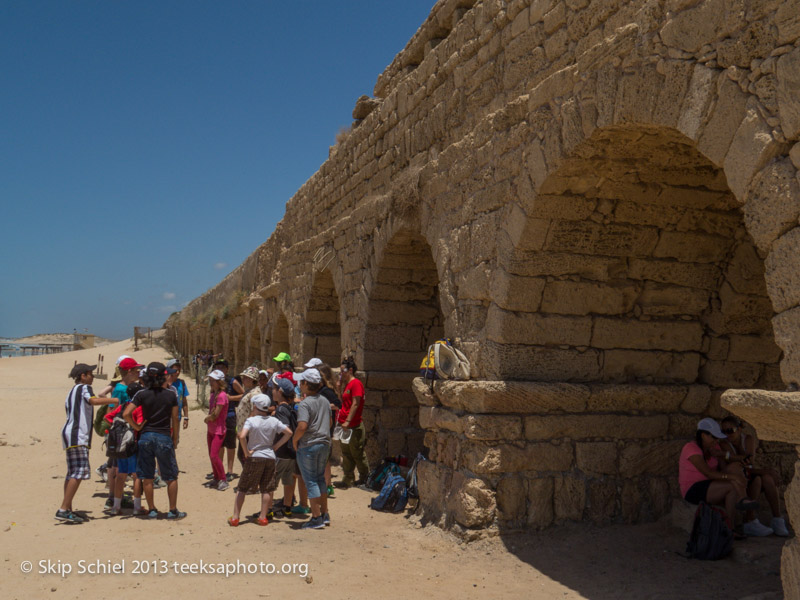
[
  {"xmin": 57, "ymin": 356, "xmax": 190, "ymax": 523},
  {"xmin": 204, "ymin": 353, "xmax": 369, "ymax": 529},
  {"xmin": 57, "ymin": 350, "xmax": 369, "ymax": 531}
]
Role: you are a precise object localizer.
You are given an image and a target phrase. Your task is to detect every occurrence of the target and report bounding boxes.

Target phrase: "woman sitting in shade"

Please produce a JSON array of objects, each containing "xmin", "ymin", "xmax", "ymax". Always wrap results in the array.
[
  {"xmin": 719, "ymin": 416, "xmax": 789, "ymax": 537},
  {"xmin": 679, "ymin": 418, "xmax": 758, "ymax": 530}
]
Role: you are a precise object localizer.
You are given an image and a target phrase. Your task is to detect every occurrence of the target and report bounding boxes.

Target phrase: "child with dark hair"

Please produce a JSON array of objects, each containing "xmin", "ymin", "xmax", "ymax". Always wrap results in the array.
[
  {"xmin": 56, "ymin": 364, "xmax": 117, "ymax": 523},
  {"xmin": 124, "ymin": 362, "xmax": 185, "ymax": 519},
  {"xmin": 335, "ymin": 356, "xmax": 369, "ymax": 488}
]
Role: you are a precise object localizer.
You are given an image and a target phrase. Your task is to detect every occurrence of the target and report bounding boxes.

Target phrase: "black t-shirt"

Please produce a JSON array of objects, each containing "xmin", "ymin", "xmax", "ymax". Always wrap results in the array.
[
  {"xmin": 320, "ymin": 386, "xmax": 341, "ymax": 409},
  {"xmin": 274, "ymin": 403, "xmax": 297, "ymax": 460},
  {"xmin": 132, "ymin": 387, "xmax": 178, "ymax": 435}
]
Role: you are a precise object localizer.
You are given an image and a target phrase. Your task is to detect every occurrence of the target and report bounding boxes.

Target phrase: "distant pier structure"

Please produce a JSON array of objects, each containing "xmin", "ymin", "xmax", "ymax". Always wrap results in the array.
[{"xmin": 0, "ymin": 343, "xmax": 73, "ymax": 357}]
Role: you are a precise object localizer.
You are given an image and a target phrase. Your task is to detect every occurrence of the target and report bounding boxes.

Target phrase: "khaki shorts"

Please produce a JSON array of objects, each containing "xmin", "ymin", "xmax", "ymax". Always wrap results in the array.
[{"xmin": 274, "ymin": 457, "xmax": 296, "ymax": 487}]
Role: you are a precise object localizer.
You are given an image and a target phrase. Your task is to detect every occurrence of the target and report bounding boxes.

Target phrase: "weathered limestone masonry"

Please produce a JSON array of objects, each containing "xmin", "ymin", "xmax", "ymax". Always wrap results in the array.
[{"xmin": 168, "ymin": 0, "xmax": 800, "ymax": 588}]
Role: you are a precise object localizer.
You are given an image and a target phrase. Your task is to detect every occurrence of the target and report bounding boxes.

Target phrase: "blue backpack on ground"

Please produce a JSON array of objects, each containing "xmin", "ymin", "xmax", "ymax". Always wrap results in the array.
[{"xmin": 369, "ymin": 473, "xmax": 408, "ymax": 513}]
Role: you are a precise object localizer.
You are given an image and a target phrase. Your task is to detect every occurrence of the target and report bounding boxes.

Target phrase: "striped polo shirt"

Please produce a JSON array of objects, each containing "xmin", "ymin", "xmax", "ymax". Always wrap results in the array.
[{"xmin": 61, "ymin": 384, "xmax": 94, "ymax": 449}]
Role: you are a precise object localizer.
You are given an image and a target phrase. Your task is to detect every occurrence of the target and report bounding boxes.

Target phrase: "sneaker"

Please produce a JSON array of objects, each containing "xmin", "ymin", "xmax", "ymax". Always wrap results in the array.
[
  {"xmin": 205, "ymin": 473, "xmax": 215, "ymax": 480},
  {"xmin": 147, "ymin": 509, "xmax": 159, "ymax": 519},
  {"xmin": 55, "ymin": 509, "xmax": 84, "ymax": 524},
  {"xmin": 226, "ymin": 472, "xmax": 237, "ymax": 482},
  {"xmin": 772, "ymin": 517, "xmax": 790, "ymax": 537},
  {"xmin": 95, "ymin": 465, "xmax": 108, "ymax": 482},
  {"xmin": 327, "ymin": 485, "xmax": 335, "ymax": 497},
  {"xmin": 153, "ymin": 476, "xmax": 167, "ymax": 489},
  {"xmin": 322, "ymin": 512, "xmax": 330, "ymax": 526},
  {"xmin": 743, "ymin": 519, "xmax": 773, "ymax": 537},
  {"xmin": 291, "ymin": 505, "xmax": 310, "ymax": 514},
  {"xmin": 166, "ymin": 509, "xmax": 187, "ymax": 520},
  {"xmin": 217, "ymin": 480, "xmax": 229, "ymax": 491},
  {"xmin": 104, "ymin": 497, "xmax": 114, "ymax": 509},
  {"xmin": 133, "ymin": 508, "xmax": 148, "ymax": 516},
  {"xmin": 301, "ymin": 516, "xmax": 326, "ymax": 530},
  {"xmin": 266, "ymin": 509, "xmax": 275, "ymax": 519},
  {"xmin": 110, "ymin": 507, "xmax": 122, "ymax": 516},
  {"xmin": 120, "ymin": 496, "xmax": 134, "ymax": 509},
  {"xmin": 282, "ymin": 505, "xmax": 293, "ymax": 517}
]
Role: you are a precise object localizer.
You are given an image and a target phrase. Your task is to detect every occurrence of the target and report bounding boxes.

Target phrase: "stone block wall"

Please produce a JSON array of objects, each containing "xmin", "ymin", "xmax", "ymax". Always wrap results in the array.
[{"xmin": 415, "ymin": 378, "xmax": 796, "ymax": 534}]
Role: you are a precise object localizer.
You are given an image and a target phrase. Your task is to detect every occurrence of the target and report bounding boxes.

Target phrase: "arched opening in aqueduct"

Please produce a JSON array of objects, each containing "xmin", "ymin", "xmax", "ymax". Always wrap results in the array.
[
  {"xmin": 301, "ymin": 269, "xmax": 342, "ymax": 368},
  {"xmin": 363, "ymin": 228, "xmax": 445, "ymax": 461},
  {"xmin": 470, "ymin": 124, "xmax": 791, "ymax": 527},
  {"xmin": 269, "ymin": 312, "xmax": 290, "ymax": 363}
]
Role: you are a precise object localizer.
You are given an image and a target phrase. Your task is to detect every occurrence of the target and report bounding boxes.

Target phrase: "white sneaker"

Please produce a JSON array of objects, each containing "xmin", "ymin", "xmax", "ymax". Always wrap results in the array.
[
  {"xmin": 771, "ymin": 517, "xmax": 790, "ymax": 537},
  {"xmin": 217, "ymin": 480, "xmax": 229, "ymax": 491},
  {"xmin": 743, "ymin": 519, "xmax": 773, "ymax": 537}
]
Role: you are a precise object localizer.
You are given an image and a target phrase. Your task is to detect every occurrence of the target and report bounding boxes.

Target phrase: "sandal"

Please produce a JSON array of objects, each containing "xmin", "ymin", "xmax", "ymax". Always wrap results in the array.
[
  {"xmin": 257, "ymin": 517, "xmax": 269, "ymax": 526},
  {"xmin": 228, "ymin": 517, "xmax": 239, "ymax": 527}
]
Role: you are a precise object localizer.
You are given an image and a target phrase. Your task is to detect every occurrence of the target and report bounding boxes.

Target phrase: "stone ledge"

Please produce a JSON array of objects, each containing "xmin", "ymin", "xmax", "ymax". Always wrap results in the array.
[
  {"xmin": 413, "ymin": 378, "xmax": 711, "ymax": 415},
  {"xmin": 721, "ymin": 388, "xmax": 800, "ymax": 444}
]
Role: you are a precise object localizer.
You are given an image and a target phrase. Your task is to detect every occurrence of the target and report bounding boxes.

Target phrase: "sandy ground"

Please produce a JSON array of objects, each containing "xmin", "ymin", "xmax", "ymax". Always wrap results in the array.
[{"xmin": 0, "ymin": 337, "xmax": 786, "ymax": 599}]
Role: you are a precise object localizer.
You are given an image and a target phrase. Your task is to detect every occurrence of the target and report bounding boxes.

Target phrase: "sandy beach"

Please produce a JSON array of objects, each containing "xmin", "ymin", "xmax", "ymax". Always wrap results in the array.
[{"xmin": 0, "ymin": 336, "xmax": 785, "ymax": 599}]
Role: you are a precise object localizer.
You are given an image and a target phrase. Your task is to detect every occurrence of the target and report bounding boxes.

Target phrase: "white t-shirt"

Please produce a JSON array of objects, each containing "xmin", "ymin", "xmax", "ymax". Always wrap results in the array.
[{"xmin": 242, "ymin": 415, "xmax": 288, "ymax": 459}]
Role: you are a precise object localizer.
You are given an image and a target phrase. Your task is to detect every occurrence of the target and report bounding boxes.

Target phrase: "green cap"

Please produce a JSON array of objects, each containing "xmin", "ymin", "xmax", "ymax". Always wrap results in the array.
[{"xmin": 273, "ymin": 352, "xmax": 292, "ymax": 363}]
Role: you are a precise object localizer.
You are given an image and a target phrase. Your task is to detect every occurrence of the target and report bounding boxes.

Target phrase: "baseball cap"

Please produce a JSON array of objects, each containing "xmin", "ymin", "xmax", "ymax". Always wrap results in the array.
[
  {"xmin": 273, "ymin": 352, "xmax": 292, "ymax": 363},
  {"xmin": 207, "ymin": 369, "xmax": 225, "ymax": 381},
  {"xmin": 304, "ymin": 357, "xmax": 323, "ymax": 368},
  {"xmin": 213, "ymin": 358, "xmax": 229, "ymax": 367},
  {"xmin": 69, "ymin": 363, "xmax": 96, "ymax": 378},
  {"xmin": 240, "ymin": 366, "xmax": 260, "ymax": 381},
  {"xmin": 146, "ymin": 362, "xmax": 167, "ymax": 376},
  {"xmin": 272, "ymin": 375, "xmax": 296, "ymax": 398},
  {"xmin": 166, "ymin": 359, "xmax": 181, "ymax": 368},
  {"xmin": 295, "ymin": 368, "xmax": 321, "ymax": 385},
  {"xmin": 252, "ymin": 394, "xmax": 271, "ymax": 411},
  {"xmin": 697, "ymin": 417, "xmax": 726, "ymax": 439},
  {"xmin": 119, "ymin": 357, "xmax": 144, "ymax": 370},
  {"xmin": 116, "ymin": 355, "xmax": 131, "ymax": 365}
]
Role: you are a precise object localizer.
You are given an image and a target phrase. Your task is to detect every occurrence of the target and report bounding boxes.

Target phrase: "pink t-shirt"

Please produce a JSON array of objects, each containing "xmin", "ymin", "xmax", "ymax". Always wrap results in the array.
[
  {"xmin": 208, "ymin": 391, "xmax": 228, "ymax": 435},
  {"xmin": 678, "ymin": 441, "xmax": 719, "ymax": 497}
]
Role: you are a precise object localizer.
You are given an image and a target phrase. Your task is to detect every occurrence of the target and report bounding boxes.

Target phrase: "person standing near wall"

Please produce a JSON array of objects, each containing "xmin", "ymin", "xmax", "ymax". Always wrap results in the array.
[{"xmin": 335, "ymin": 356, "xmax": 369, "ymax": 489}]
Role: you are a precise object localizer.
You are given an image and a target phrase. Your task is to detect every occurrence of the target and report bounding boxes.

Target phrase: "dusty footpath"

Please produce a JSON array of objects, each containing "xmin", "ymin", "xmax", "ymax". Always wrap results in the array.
[{"xmin": 0, "ymin": 338, "xmax": 786, "ymax": 599}]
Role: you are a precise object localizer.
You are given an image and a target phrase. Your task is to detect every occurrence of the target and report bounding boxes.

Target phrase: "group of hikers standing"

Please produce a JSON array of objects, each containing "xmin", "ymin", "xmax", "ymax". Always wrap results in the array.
[{"xmin": 57, "ymin": 350, "xmax": 370, "ymax": 531}]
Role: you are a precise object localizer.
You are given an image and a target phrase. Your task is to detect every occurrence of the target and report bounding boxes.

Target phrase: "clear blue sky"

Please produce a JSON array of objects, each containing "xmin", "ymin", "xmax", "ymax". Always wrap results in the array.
[{"xmin": 0, "ymin": 0, "xmax": 435, "ymax": 340}]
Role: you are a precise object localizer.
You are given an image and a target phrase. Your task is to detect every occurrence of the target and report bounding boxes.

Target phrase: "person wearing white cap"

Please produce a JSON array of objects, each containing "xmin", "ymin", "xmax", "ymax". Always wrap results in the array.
[
  {"xmin": 678, "ymin": 417, "xmax": 759, "ymax": 530},
  {"xmin": 292, "ymin": 368, "xmax": 332, "ymax": 529},
  {"xmin": 228, "ymin": 394, "xmax": 292, "ymax": 527},
  {"xmin": 304, "ymin": 358, "xmax": 323, "ymax": 369}
]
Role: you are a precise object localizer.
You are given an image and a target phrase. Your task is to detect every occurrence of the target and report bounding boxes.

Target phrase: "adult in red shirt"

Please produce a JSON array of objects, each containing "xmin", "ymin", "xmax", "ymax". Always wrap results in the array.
[{"xmin": 335, "ymin": 356, "xmax": 370, "ymax": 488}]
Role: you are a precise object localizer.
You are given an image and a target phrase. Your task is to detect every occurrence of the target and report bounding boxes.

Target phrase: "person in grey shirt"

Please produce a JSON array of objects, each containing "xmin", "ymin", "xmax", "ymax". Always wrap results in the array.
[{"xmin": 292, "ymin": 368, "xmax": 332, "ymax": 529}]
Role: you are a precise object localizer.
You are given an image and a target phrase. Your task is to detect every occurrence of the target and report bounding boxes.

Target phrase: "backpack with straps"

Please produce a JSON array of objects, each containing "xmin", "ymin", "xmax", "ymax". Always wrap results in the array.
[
  {"xmin": 369, "ymin": 473, "xmax": 408, "ymax": 513},
  {"xmin": 686, "ymin": 502, "xmax": 733, "ymax": 560},
  {"xmin": 106, "ymin": 416, "xmax": 137, "ymax": 459}
]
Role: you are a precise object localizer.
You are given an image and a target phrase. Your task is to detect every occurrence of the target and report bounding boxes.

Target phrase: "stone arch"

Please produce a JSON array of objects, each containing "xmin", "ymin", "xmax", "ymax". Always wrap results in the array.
[
  {"xmin": 301, "ymin": 269, "xmax": 342, "ymax": 367},
  {"xmin": 269, "ymin": 312, "xmax": 291, "ymax": 367},
  {"xmin": 233, "ymin": 319, "xmax": 246, "ymax": 373},
  {"xmin": 362, "ymin": 227, "xmax": 445, "ymax": 461}
]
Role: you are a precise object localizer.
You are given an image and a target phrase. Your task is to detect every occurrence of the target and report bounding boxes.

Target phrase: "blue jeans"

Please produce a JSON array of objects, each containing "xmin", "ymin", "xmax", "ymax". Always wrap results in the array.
[
  {"xmin": 136, "ymin": 432, "xmax": 179, "ymax": 481},
  {"xmin": 296, "ymin": 443, "xmax": 329, "ymax": 499}
]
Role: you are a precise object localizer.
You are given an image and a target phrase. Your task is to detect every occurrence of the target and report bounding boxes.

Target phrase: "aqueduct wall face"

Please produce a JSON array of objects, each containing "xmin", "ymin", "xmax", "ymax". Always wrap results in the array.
[{"xmin": 168, "ymin": 0, "xmax": 800, "ymax": 590}]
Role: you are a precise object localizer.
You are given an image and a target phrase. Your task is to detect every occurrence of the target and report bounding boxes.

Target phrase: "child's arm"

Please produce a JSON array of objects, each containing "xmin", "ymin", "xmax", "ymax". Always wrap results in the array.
[
  {"xmin": 273, "ymin": 427, "xmax": 292, "ymax": 453},
  {"xmin": 238, "ymin": 427, "xmax": 251, "ymax": 459}
]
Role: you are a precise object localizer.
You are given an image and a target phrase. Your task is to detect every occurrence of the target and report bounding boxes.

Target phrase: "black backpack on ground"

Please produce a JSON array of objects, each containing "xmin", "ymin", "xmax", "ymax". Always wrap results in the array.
[
  {"xmin": 686, "ymin": 502, "xmax": 733, "ymax": 560},
  {"xmin": 106, "ymin": 417, "xmax": 137, "ymax": 459},
  {"xmin": 364, "ymin": 459, "xmax": 401, "ymax": 491}
]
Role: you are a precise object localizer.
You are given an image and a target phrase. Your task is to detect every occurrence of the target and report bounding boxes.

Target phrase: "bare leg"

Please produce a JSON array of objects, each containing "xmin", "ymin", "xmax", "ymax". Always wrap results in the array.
[
  {"xmin": 142, "ymin": 479, "xmax": 155, "ymax": 510},
  {"xmin": 60, "ymin": 479, "xmax": 82, "ymax": 511},
  {"xmin": 762, "ymin": 473, "xmax": 781, "ymax": 517},
  {"xmin": 260, "ymin": 492, "xmax": 272, "ymax": 520},
  {"xmin": 298, "ymin": 476, "xmax": 308, "ymax": 507},
  {"xmin": 746, "ymin": 476, "xmax": 763, "ymax": 522},
  {"xmin": 114, "ymin": 472, "xmax": 128, "ymax": 501},
  {"xmin": 282, "ymin": 482, "xmax": 294, "ymax": 506},
  {"xmin": 320, "ymin": 490, "xmax": 328, "ymax": 515},
  {"xmin": 706, "ymin": 480, "xmax": 738, "ymax": 527},
  {"xmin": 309, "ymin": 497, "xmax": 322, "ymax": 518},
  {"xmin": 325, "ymin": 461, "xmax": 332, "ymax": 487},
  {"xmin": 166, "ymin": 480, "xmax": 178, "ymax": 512},
  {"xmin": 227, "ymin": 447, "xmax": 235, "ymax": 475},
  {"xmin": 233, "ymin": 491, "xmax": 246, "ymax": 520},
  {"xmin": 133, "ymin": 475, "xmax": 142, "ymax": 499}
]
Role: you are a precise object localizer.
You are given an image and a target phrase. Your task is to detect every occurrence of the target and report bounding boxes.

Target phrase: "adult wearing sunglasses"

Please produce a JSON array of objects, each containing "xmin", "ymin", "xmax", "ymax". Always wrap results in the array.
[{"xmin": 719, "ymin": 416, "xmax": 789, "ymax": 537}]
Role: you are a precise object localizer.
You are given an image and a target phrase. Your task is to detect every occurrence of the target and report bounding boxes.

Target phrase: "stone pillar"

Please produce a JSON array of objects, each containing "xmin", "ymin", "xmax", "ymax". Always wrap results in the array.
[{"xmin": 721, "ymin": 389, "xmax": 800, "ymax": 598}]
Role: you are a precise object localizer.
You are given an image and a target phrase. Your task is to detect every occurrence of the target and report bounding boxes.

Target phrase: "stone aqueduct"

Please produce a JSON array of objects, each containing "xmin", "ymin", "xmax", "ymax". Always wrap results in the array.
[{"xmin": 167, "ymin": 0, "xmax": 800, "ymax": 590}]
